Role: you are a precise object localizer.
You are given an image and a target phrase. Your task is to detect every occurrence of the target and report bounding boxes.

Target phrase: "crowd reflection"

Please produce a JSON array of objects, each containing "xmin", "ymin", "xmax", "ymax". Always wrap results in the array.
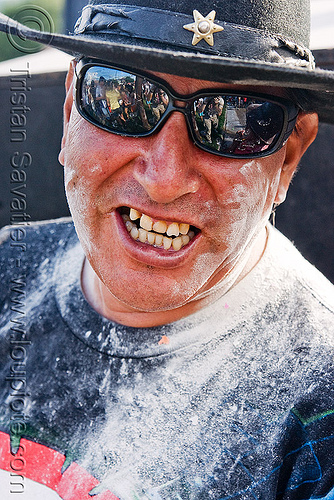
[
  {"xmin": 82, "ymin": 68, "xmax": 169, "ymax": 134},
  {"xmin": 81, "ymin": 67, "xmax": 283, "ymax": 154}
]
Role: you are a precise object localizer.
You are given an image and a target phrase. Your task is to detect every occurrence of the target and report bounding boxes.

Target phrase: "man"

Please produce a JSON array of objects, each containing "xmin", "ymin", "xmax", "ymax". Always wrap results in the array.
[
  {"xmin": 0, "ymin": 0, "xmax": 333, "ymax": 498},
  {"xmin": 200, "ymin": 95, "xmax": 224, "ymax": 143}
]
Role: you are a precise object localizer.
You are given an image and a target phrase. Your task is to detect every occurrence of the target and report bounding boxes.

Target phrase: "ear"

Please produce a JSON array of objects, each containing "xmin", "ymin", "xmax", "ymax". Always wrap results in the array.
[
  {"xmin": 274, "ymin": 112, "xmax": 318, "ymax": 204},
  {"xmin": 58, "ymin": 60, "xmax": 76, "ymax": 166}
]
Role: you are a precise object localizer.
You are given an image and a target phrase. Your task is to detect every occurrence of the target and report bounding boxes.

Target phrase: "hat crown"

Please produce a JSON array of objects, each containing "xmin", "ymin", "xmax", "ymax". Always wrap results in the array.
[{"xmin": 88, "ymin": 0, "xmax": 311, "ymax": 47}]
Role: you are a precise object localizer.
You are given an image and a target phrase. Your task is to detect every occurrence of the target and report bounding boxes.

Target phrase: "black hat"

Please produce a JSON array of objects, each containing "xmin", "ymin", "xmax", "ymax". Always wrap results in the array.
[{"xmin": 1, "ymin": 0, "xmax": 334, "ymax": 122}]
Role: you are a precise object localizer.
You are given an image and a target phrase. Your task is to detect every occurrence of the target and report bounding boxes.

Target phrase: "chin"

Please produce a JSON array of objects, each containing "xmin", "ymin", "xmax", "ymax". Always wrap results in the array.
[{"xmin": 101, "ymin": 269, "xmax": 198, "ymax": 314}]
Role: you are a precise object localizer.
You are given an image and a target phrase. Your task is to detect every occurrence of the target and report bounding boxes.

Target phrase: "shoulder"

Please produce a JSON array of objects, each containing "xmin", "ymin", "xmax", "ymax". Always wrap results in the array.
[
  {"xmin": 264, "ymin": 224, "xmax": 334, "ymax": 315},
  {"xmin": 0, "ymin": 217, "xmax": 76, "ymax": 304},
  {"xmin": 255, "ymin": 226, "xmax": 334, "ymax": 373},
  {"xmin": 223, "ymin": 225, "xmax": 334, "ymax": 377},
  {"xmin": 0, "ymin": 217, "xmax": 75, "ymax": 278},
  {"xmin": 226, "ymin": 224, "xmax": 334, "ymax": 332},
  {"xmin": 0, "ymin": 216, "xmax": 74, "ymax": 248}
]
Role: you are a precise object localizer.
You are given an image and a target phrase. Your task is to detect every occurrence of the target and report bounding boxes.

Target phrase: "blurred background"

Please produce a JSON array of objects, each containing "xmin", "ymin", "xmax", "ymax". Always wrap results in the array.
[{"xmin": 0, "ymin": 0, "xmax": 333, "ymax": 283}]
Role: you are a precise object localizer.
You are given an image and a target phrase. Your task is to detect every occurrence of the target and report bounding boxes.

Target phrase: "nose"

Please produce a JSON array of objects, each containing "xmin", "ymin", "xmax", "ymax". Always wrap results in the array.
[{"xmin": 133, "ymin": 112, "xmax": 201, "ymax": 204}]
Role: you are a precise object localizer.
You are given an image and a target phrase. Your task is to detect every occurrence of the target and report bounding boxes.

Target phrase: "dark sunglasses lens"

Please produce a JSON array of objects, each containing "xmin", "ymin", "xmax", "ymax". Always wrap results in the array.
[
  {"xmin": 79, "ymin": 66, "xmax": 169, "ymax": 135},
  {"xmin": 192, "ymin": 96, "xmax": 284, "ymax": 155}
]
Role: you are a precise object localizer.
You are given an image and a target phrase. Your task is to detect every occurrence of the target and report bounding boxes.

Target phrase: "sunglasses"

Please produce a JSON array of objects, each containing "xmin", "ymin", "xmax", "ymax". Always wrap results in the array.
[{"xmin": 74, "ymin": 59, "xmax": 300, "ymax": 159}]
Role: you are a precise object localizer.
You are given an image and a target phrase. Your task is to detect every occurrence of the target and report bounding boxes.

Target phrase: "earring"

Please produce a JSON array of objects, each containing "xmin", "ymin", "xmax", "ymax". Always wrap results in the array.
[{"xmin": 270, "ymin": 203, "xmax": 280, "ymax": 227}]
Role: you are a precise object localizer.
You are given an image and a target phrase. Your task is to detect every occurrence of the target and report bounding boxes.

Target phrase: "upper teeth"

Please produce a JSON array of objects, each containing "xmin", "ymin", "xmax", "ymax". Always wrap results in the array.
[
  {"xmin": 123, "ymin": 208, "xmax": 195, "ymax": 250},
  {"xmin": 130, "ymin": 208, "xmax": 190, "ymax": 237}
]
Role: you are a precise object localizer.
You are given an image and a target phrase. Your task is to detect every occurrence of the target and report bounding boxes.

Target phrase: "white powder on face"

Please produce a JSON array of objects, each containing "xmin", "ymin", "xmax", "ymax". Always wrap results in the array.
[
  {"xmin": 188, "ymin": 158, "xmax": 281, "ymax": 303},
  {"xmin": 68, "ymin": 142, "xmax": 283, "ymax": 317}
]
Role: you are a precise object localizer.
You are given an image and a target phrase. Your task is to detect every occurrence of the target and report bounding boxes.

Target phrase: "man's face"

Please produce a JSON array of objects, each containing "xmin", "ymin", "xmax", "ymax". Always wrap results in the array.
[{"xmin": 59, "ymin": 65, "xmax": 317, "ymax": 322}]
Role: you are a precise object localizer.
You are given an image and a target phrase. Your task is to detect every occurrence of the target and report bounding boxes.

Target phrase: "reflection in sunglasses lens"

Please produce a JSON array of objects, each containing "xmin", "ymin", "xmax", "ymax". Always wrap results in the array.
[
  {"xmin": 193, "ymin": 96, "xmax": 284, "ymax": 155},
  {"xmin": 80, "ymin": 66, "xmax": 284, "ymax": 156},
  {"xmin": 81, "ymin": 66, "xmax": 169, "ymax": 135}
]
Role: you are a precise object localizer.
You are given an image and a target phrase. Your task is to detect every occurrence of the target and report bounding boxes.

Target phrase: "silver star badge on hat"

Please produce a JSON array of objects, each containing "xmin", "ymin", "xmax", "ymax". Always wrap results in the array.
[{"xmin": 183, "ymin": 10, "xmax": 224, "ymax": 46}]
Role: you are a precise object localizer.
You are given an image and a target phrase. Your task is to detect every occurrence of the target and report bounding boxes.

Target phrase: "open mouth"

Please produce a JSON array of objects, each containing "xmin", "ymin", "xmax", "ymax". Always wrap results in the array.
[{"xmin": 118, "ymin": 207, "xmax": 199, "ymax": 251}]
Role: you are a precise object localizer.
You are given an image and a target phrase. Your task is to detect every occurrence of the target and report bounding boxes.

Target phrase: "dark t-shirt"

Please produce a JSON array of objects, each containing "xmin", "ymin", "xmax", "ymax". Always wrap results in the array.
[{"xmin": 0, "ymin": 219, "xmax": 334, "ymax": 499}]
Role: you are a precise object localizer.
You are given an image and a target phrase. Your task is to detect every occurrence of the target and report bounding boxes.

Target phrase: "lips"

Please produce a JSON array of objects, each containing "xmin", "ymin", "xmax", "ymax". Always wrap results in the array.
[{"xmin": 119, "ymin": 207, "xmax": 198, "ymax": 251}]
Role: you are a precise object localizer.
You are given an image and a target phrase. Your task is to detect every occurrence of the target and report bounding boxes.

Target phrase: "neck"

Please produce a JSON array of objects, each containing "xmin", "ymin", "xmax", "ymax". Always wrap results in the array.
[{"xmin": 81, "ymin": 226, "xmax": 268, "ymax": 328}]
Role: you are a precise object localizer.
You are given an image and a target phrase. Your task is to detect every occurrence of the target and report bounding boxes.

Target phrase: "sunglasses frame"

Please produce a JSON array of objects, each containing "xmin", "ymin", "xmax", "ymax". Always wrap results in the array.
[{"xmin": 74, "ymin": 58, "xmax": 300, "ymax": 159}]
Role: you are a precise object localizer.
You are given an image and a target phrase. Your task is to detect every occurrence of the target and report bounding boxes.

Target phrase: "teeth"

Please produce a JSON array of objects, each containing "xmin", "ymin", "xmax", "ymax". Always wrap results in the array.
[
  {"xmin": 130, "ymin": 226, "xmax": 139, "ymax": 240},
  {"xmin": 147, "ymin": 232, "xmax": 156, "ymax": 245},
  {"xmin": 181, "ymin": 234, "xmax": 190, "ymax": 246},
  {"xmin": 130, "ymin": 208, "xmax": 141, "ymax": 221},
  {"xmin": 138, "ymin": 228, "xmax": 148, "ymax": 243},
  {"xmin": 163, "ymin": 236, "xmax": 172, "ymax": 250},
  {"xmin": 167, "ymin": 222, "xmax": 179, "ymax": 237},
  {"xmin": 155, "ymin": 234, "xmax": 163, "ymax": 246},
  {"xmin": 140, "ymin": 214, "xmax": 153, "ymax": 231},
  {"xmin": 172, "ymin": 236, "xmax": 182, "ymax": 251},
  {"xmin": 153, "ymin": 220, "xmax": 167, "ymax": 234},
  {"xmin": 122, "ymin": 214, "xmax": 134, "ymax": 233},
  {"xmin": 123, "ymin": 208, "xmax": 196, "ymax": 251},
  {"xmin": 179, "ymin": 223, "xmax": 190, "ymax": 235}
]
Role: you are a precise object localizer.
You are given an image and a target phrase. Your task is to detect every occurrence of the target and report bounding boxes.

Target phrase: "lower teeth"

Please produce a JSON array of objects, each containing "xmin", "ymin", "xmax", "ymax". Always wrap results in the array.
[{"xmin": 122, "ymin": 214, "xmax": 194, "ymax": 250}]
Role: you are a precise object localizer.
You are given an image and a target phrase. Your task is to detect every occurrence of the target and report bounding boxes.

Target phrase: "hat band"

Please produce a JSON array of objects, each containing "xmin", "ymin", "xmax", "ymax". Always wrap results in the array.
[{"xmin": 74, "ymin": 3, "xmax": 315, "ymax": 70}]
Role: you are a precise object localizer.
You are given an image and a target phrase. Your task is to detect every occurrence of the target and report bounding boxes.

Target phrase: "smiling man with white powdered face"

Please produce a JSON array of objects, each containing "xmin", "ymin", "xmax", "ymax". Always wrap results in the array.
[{"xmin": 0, "ymin": 0, "xmax": 334, "ymax": 498}]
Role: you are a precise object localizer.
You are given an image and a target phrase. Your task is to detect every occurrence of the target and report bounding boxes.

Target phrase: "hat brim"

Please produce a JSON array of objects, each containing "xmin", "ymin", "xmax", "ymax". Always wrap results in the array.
[{"xmin": 1, "ymin": 12, "xmax": 334, "ymax": 123}]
